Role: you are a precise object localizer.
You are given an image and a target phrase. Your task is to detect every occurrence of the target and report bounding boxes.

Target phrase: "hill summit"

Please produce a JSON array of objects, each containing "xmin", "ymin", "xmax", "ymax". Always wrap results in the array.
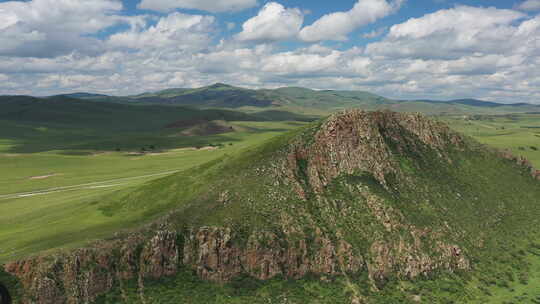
[{"xmin": 4, "ymin": 110, "xmax": 540, "ymax": 303}]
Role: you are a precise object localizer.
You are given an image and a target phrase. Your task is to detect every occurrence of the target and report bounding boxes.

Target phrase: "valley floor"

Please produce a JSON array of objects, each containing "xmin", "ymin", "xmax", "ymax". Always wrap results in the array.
[
  {"xmin": 443, "ymin": 113, "xmax": 540, "ymax": 167},
  {"xmin": 0, "ymin": 121, "xmax": 305, "ymax": 263}
]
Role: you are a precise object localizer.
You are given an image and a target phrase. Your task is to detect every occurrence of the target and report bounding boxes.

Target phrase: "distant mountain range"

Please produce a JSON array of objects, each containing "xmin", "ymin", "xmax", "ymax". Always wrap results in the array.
[
  {"xmin": 3, "ymin": 83, "xmax": 539, "ymax": 116},
  {"xmin": 53, "ymin": 92, "xmax": 110, "ymax": 99}
]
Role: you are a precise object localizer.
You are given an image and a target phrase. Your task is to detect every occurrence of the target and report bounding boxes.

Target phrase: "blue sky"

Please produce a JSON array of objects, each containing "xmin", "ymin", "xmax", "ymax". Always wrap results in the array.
[
  {"xmin": 113, "ymin": 0, "xmax": 528, "ymax": 49},
  {"xmin": 0, "ymin": 0, "xmax": 539, "ymax": 103}
]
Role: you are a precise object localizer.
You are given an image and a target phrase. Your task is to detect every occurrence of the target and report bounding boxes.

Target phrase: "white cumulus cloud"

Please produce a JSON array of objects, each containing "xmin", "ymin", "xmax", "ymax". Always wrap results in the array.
[
  {"xmin": 108, "ymin": 12, "xmax": 215, "ymax": 51},
  {"xmin": 261, "ymin": 51, "xmax": 342, "ymax": 75},
  {"xmin": 0, "ymin": 0, "xmax": 128, "ymax": 57},
  {"xmin": 299, "ymin": 0, "xmax": 403, "ymax": 42},
  {"xmin": 362, "ymin": 27, "xmax": 388, "ymax": 38},
  {"xmin": 236, "ymin": 2, "xmax": 303, "ymax": 42},
  {"xmin": 137, "ymin": 0, "xmax": 257, "ymax": 13},
  {"xmin": 365, "ymin": 6, "xmax": 526, "ymax": 59},
  {"xmin": 517, "ymin": 0, "xmax": 540, "ymax": 11}
]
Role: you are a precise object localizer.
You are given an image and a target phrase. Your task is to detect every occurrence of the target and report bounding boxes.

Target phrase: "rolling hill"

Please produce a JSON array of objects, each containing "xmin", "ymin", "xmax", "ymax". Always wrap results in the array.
[
  {"xmin": 37, "ymin": 84, "xmax": 540, "ymax": 116},
  {"xmin": 132, "ymin": 83, "xmax": 276, "ymax": 108},
  {"xmin": 54, "ymin": 93, "xmax": 110, "ymax": 99},
  {"xmin": 0, "ymin": 95, "xmax": 264, "ymax": 153},
  {"xmin": 127, "ymin": 83, "xmax": 393, "ymax": 111},
  {"xmin": 4, "ymin": 110, "xmax": 539, "ymax": 303},
  {"xmin": 89, "ymin": 83, "xmax": 539, "ymax": 115},
  {"xmin": 0, "ymin": 95, "xmax": 255, "ymax": 130}
]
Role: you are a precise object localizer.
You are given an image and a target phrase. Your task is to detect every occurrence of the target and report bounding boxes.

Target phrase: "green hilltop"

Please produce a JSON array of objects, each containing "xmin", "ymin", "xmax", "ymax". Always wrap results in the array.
[{"xmin": 5, "ymin": 110, "xmax": 540, "ymax": 303}]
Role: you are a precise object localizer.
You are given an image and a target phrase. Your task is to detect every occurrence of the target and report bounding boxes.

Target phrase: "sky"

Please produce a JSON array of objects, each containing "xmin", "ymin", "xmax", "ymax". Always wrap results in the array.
[{"xmin": 0, "ymin": 0, "xmax": 539, "ymax": 103}]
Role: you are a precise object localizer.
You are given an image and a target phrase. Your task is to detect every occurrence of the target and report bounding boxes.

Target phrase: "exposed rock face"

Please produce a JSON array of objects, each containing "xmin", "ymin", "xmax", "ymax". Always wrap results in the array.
[
  {"xmin": 499, "ymin": 150, "xmax": 540, "ymax": 180},
  {"xmin": 182, "ymin": 227, "xmax": 362, "ymax": 282},
  {"xmin": 139, "ymin": 230, "xmax": 179, "ymax": 279},
  {"xmin": 5, "ymin": 226, "xmax": 469, "ymax": 303},
  {"xmin": 183, "ymin": 227, "xmax": 243, "ymax": 282},
  {"xmin": 286, "ymin": 110, "xmax": 465, "ymax": 198},
  {"xmin": 181, "ymin": 224, "xmax": 468, "ymax": 285},
  {"xmin": 5, "ymin": 232, "xmax": 177, "ymax": 304}
]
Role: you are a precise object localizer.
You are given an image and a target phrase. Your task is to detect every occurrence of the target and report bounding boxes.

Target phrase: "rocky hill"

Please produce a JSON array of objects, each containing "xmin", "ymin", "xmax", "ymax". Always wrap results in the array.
[{"xmin": 3, "ymin": 110, "xmax": 540, "ymax": 303}]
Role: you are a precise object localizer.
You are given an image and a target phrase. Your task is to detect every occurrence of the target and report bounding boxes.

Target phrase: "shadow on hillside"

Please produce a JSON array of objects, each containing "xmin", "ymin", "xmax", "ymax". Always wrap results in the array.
[
  {"xmin": 0, "ymin": 95, "xmax": 320, "ymax": 153},
  {"xmin": 250, "ymin": 110, "xmax": 320, "ymax": 122},
  {"xmin": 0, "ymin": 120, "xmax": 312, "ymax": 154}
]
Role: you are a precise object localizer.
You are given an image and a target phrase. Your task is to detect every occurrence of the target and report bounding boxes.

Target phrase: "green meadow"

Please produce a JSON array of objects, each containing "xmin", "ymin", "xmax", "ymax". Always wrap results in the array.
[
  {"xmin": 443, "ymin": 113, "xmax": 540, "ymax": 167},
  {"xmin": 0, "ymin": 120, "xmax": 306, "ymax": 262}
]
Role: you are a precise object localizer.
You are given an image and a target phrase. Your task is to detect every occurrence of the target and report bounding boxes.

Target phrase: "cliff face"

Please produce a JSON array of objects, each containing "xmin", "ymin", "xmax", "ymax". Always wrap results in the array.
[
  {"xmin": 5, "ymin": 231, "xmax": 179, "ymax": 304},
  {"xmin": 5, "ymin": 226, "xmax": 467, "ymax": 303},
  {"xmin": 182, "ymin": 226, "xmax": 469, "ymax": 284},
  {"xmin": 5, "ymin": 110, "xmax": 535, "ymax": 303}
]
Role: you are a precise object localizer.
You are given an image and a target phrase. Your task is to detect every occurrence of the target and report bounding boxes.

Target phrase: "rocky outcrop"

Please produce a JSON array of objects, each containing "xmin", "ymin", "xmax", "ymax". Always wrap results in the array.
[
  {"xmin": 182, "ymin": 227, "xmax": 243, "ymax": 282},
  {"xmin": 4, "ymin": 231, "xmax": 177, "ymax": 304},
  {"xmin": 5, "ymin": 225, "xmax": 468, "ymax": 303},
  {"xmin": 182, "ymin": 227, "xmax": 363, "ymax": 282},
  {"xmin": 499, "ymin": 150, "xmax": 540, "ymax": 180},
  {"xmin": 139, "ymin": 230, "xmax": 179, "ymax": 279},
  {"xmin": 285, "ymin": 110, "xmax": 465, "ymax": 198},
  {"xmin": 182, "ymin": 225, "xmax": 468, "ymax": 285}
]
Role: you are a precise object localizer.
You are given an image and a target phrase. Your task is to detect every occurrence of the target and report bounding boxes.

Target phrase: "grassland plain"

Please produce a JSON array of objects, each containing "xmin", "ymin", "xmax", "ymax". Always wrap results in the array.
[
  {"xmin": 0, "ymin": 120, "xmax": 307, "ymax": 263},
  {"xmin": 442, "ymin": 113, "xmax": 540, "ymax": 167}
]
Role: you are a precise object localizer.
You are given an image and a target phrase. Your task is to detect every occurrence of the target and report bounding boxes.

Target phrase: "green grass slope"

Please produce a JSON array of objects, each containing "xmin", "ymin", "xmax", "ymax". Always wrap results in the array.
[
  {"xmin": 133, "ymin": 83, "xmax": 276, "ymax": 108},
  {"xmin": 0, "ymin": 95, "xmax": 254, "ymax": 131},
  {"xmin": 128, "ymin": 84, "xmax": 394, "ymax": 111},
  {"xmin": 0, "ymin": 120, "xmax": 306, "ymax": 263},
  {"xmin": 45, "ymin": 110, "xmax": 540, "ymax": 303}
]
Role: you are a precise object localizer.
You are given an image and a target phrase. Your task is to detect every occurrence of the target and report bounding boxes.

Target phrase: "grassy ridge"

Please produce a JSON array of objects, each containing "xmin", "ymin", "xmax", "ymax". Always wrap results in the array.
[
  {"xmin": 0, "ymin": 93, "xmax": 308, "ymax": 263},
  {"xmin": 90, "ymin": 113, "xmax": 540, "ymax": 303}
]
